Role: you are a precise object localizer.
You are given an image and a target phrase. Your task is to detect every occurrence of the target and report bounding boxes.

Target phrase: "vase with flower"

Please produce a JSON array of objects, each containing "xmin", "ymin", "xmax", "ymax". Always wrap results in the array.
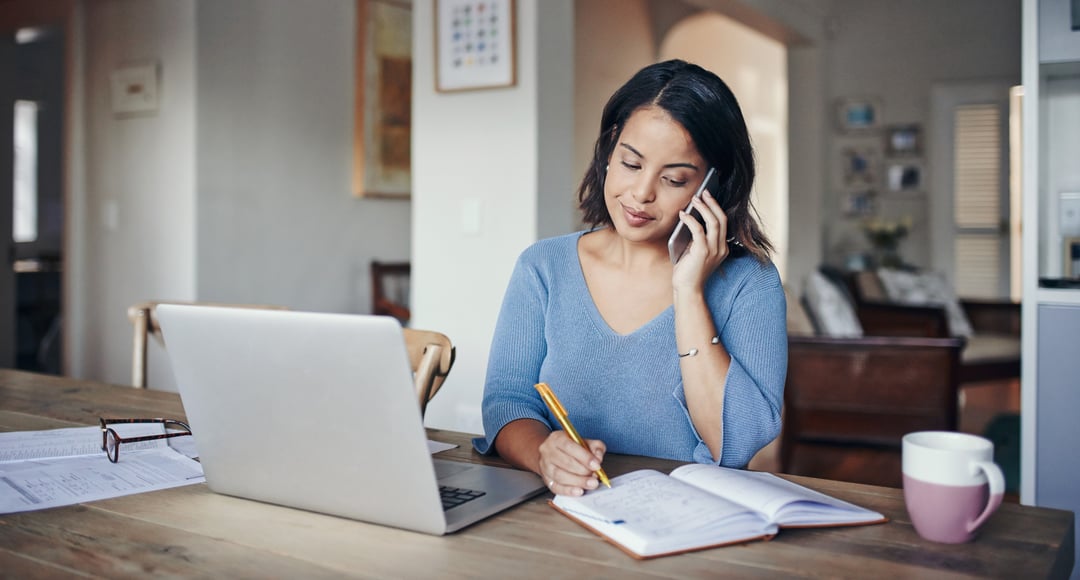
[{"xmin": 862, "ymin": 217, "xmax": 911, "ymax": 269}]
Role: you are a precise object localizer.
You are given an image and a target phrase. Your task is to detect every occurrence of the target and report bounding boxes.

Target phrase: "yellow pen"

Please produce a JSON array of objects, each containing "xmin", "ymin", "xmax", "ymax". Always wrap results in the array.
[{"xmin": 535, "ymin": 382, "xmax": 612, "ymax": 488}]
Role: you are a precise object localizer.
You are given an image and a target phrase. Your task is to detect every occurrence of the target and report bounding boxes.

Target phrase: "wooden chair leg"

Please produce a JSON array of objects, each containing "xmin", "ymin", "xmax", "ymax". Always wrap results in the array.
[
  {"xmin": 131, "ymin": 308, "xmax": 149, "ymax": 389},
  {"xmin": 414, "ymin": 344, "xmax": 443, "ymax": 418}
]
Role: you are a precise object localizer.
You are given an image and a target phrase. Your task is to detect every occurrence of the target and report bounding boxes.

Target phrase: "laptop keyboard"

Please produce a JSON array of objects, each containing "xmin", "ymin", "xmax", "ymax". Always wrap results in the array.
[{"xmin": 439, "ymin": 485, "xmax": 486, "ymax": 511}]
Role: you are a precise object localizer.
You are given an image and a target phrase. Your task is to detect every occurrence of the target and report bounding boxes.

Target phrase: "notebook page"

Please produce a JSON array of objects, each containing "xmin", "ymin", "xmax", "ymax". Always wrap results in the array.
[
  {"xmin": 553, "ymin": 469, "xmax": 774, "ymax": 555},
  {"xmin": 670, "ymin": 464, "xmax": 880, "ymax": 524}
]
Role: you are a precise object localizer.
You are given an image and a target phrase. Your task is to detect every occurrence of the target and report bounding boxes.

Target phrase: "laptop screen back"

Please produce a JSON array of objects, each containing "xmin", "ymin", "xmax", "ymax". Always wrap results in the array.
[{"xmin": 157, "ymin": 305, "xmax": 449, "ymax": 534}]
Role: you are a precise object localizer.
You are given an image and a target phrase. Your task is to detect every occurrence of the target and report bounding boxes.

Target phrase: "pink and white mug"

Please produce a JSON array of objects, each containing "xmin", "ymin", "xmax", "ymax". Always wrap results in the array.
[{"xmin": 902, "ymin": 431, "xmax": 1005, "ymax": 544}]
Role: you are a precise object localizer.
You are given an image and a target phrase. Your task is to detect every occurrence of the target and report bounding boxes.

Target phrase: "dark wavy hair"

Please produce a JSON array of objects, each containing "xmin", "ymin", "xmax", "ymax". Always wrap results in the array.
[{"xmin": 576, "ymin": 59, "xmax": 773, "ymax": 261}]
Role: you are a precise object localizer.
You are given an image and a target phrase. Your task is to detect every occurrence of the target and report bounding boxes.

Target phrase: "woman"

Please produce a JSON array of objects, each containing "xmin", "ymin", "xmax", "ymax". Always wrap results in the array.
[{"xmin": 473, "ymin": 59, "xmax": 786, "ymax": 497}]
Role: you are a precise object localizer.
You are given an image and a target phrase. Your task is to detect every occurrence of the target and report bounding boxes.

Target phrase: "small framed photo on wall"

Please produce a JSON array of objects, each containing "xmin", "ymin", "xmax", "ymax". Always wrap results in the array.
[
  {"xmin": 435, "ymin": 0, "xmax": 517, "ymax": 92},
  {"xmin": 842, "ymin": 189, "xmax": 877, "ymax": 217},
  {"xmin": 835, "ymin": 97, "xmax": 882, "ymax": 133},
  {"xmin": 1065, "ymin": 237, "xmax": 1080, "ymax": 278},
  {"xmin": 886, "ymin": 161, "xmax": 923, "ymax": 193},
  {"xmin": 885, "ymin": 124, "xmax": 921, "ymax": 156},
  {"xmin": 840, "ymin": 145, "xmax": 880, "ymax": 188}
]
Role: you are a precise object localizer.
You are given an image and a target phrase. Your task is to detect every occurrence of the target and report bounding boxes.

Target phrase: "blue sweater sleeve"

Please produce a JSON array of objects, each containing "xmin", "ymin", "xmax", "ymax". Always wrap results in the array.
[
  {"xmin": 472, "ymin": 247, "xmax": 553, "ymax": 454},
  {"xmin": 713, "ymin": 264, "xmax": 787, "ymax": 465},
  {"xmin": 666, "ymin": 261, "xmax": 787, "ymax": 467}
]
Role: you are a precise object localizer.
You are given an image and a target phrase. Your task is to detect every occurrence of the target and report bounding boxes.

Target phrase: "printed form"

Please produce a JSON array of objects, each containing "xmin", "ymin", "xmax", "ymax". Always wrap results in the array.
[
  {"xmin": 1, "ymin": 425, "xmax": 456, "ymax": 514},
  {"xmin": 0, "ymin": 425, "xmax": 205, "ymax": 514}
]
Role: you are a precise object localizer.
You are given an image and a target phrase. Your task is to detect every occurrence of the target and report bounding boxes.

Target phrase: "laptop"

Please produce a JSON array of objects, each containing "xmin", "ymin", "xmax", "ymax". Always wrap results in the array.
[{"xmin": 156, "ymin": 304, "xmax": 546, "ymax": 535}]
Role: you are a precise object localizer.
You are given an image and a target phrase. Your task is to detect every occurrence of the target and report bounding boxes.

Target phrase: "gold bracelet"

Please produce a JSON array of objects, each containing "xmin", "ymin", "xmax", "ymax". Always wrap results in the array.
[{"xmin": 678, "ymin": 336, "xmax": 720, "ymax": 357}]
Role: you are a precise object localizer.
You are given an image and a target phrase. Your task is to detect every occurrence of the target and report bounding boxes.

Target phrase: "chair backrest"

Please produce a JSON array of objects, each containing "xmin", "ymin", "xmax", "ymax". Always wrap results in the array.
[
  {"xmin": 128, "ymin": 301, "xmax": 288, "ymax": 388},
  {"xmin": 402, "ymin": 328, "xmax": 456, "ymax": 417},
  {"xmin": 371, "ymin": 261, "xmax": 411, "ymax": 324},
  {"xmin": 129, "ymin": 302, "xmax": 455, "ymax": 417},
  {"xmin": 781, "ymin": 334, "xmax": 964, "ymax": 487}
]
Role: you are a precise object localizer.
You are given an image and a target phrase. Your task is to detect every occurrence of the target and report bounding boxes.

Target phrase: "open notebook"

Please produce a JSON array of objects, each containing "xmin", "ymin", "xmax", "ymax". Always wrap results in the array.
[
  {"xmin": 551, "ymin": 464, "xmax": 886, "ymax": 559},
  {"xmin": 156, "ymin": 305, "xmax": 546, "ymax": 535}
]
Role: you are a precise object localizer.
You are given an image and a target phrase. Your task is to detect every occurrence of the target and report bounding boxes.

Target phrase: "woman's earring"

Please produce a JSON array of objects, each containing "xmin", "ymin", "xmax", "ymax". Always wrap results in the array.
[{"xmin": 605, "ymin": 164, "xmax": 609, "ymax": 172}]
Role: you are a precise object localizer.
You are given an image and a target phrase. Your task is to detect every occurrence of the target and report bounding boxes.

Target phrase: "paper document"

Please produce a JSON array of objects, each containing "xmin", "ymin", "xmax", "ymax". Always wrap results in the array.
[
  {"xmin": 427, "ymin": 440, "xmax": 457, "ymax": 454},
  {"xmin": 0, "ymin": 425, "xmax": 205, "ymax": 514}
]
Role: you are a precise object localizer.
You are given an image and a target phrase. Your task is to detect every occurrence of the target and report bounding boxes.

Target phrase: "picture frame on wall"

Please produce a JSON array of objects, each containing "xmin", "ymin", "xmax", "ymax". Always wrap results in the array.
[
  {"xmin": 354, "ymin": 0, "xmax": 412, "ymax": 198},
  {"xmin": 1065, "ymin": 237, "xmax": 1080, "ymax": 278},
  {"xmin": 835, "ymin": 97, "xmax": 882, "ymax": 133},
  {"xmin": 886, "ymin": 161, "xmax": 923, "ymax": 193},
  {"xmin": 842, "ymin": 189, "xmax": 877, "ymax": 217},
  {"xmin": 840, "ymin": 144, "xmax": 880, "ymax": 188},
  {"xmin": 435, "ymin": 0, "xmax": 517, "ymax": 92},
  {"xmin": 885, "ymin": 124, "xmax": 921, "ymax": 156},
  {"xmin": 110, "ymin": 63, "xmax": 159, "ymax": 116}
]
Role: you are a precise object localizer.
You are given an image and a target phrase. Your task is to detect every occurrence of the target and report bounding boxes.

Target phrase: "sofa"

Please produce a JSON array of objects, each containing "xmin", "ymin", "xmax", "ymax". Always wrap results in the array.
[
  {"xmin": 843, "ymin": 268, "xmax": 1020, "ymax": 384},
  {"xmin": 783, "ymin": 279, "xmax": 966, "ymax": 487},
  {"xmin": 796, "ymin": 266, "xmax": 1019, "ymax": 384}
]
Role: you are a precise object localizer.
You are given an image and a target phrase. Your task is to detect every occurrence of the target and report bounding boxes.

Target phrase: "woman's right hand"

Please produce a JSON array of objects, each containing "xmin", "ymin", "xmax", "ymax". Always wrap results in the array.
[{"xmin": 538, "ymin": 430, "xmax": 606, "ymax": 496}]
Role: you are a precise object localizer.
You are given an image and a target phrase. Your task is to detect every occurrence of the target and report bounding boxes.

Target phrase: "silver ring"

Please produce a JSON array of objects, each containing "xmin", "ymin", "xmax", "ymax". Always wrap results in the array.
[{"xmin": 548, "ymin": 480, "xmax": 555, "ymax": 488}]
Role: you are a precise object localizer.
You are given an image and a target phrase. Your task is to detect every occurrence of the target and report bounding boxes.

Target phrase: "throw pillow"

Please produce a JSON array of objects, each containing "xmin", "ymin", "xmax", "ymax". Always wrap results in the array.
[
  {"xmin": 803, "ymin": 271, "xmax": 863, "ymax": 338},
  {"xmin": 876, "ymin": 268, "xmax": 974, "ymax": 337}
]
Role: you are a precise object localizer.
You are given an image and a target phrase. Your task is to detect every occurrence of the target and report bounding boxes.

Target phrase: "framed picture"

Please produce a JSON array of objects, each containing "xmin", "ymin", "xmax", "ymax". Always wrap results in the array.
[
  {"xmin": 886, "ymin": 161, "xmax": 923, "ymax": 192},
  {"xmin": 842, "ymin": 189, "xmax": 877, "ymax": 217},
  {"xmin": 354, "ymin": 0, "xmax": 412, "ymax": 198},
  {"xmin": 435, "ymin": 0, "xmax": 516, "ymax": 92},
  {"xmin": 835, "ymin": 97, "xmax": 882, "ymax": 133},
  {"xmin": 1065, "ymin": 237, "xmax": 1080, "ymax": 278},
  {"xmin": 885, "ymin": 124, "xmax": 921, "ymax": 156},
  {"xmin": 110, "ymin": 63, "xmax": 159, "ymax": 116},
  {"xmin": 839, "ymin": 145, "xmax": 880, "ymax": 188}
]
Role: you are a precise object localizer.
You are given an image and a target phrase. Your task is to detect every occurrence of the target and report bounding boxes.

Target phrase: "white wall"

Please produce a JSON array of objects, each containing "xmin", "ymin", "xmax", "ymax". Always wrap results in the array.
[
  {"xmin": 536, "ymin": 0, "xmax": 578, "ymax": 239},
  {"xmin": 413, "ymin": 0, "xmax": 576, "ymax": 433},
  {"xmin": 572, "ymin": 0, "xmax": 656, "ymax": 186},
  {"xmin": 822, "ymin": 0, "xmax": 1021, "ymax": 270},
  {"xmin": 194, "ymin": 0, "xmax": 409, "ymax": 315},
  {"xmin": 77, "ymin": 0, "xmax": 197, "ymax": 387},
  {"xmin": 72, "ymin": 0, "xmax": 412, "ymax": 390}
]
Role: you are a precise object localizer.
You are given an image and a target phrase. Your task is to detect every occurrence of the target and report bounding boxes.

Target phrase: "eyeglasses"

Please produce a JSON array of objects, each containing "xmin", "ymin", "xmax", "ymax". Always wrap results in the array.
[{"xmin": 99, "ymin": 418, "xmax": 192, "ymax": 463}]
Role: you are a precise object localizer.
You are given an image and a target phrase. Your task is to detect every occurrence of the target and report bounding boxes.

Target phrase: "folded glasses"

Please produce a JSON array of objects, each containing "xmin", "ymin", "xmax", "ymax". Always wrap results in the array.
[{"xmin": 99, "ymin": 418, "xmax": 192, "ymax": 463}]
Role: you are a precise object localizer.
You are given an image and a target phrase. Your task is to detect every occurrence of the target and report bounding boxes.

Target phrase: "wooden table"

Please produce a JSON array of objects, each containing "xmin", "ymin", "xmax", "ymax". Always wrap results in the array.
[{"xmin": 0, "ymin": 369, "xmax": 1074, "ymax": 578}]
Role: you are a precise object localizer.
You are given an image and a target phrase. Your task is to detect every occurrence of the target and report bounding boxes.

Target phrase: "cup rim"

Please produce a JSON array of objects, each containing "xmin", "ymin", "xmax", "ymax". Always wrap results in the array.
[{"xmin": 903, "ymin": 430, "xmax": 992, "ymax": 453}]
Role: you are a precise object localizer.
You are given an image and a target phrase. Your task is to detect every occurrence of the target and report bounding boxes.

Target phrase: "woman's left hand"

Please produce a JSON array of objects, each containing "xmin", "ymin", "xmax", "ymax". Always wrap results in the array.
[{"xmin": 672, "ymin": 192, "xmax": 729, "ymax": 290}]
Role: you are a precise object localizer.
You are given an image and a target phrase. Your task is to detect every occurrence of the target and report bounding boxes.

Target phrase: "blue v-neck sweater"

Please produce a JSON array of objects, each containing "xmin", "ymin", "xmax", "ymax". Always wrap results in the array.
[{"xmin": 473, "ymin": 231, "xmax": 787, "ymax": 467}]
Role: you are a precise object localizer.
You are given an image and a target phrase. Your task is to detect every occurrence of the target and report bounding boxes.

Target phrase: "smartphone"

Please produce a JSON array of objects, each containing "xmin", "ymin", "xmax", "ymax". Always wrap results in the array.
[{"xmin": 667, "ymin": 167, "xmax": 719, "ymax": 264}]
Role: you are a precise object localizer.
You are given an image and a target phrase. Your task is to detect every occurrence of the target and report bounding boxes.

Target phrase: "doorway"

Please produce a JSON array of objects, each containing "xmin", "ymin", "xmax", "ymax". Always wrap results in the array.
[{"xmin": 0, "ymin": 22, "xmax": 66, "ymax": 373}]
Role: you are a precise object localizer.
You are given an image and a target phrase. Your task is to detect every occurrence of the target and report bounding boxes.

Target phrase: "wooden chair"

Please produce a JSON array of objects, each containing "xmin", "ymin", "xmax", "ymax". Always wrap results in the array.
[
  {"xmin": 371, "ymin": 261, "xmax": 411, "ymax": 324},
  {"xmin": 129, "ymin": 301, "xmax": 454, "ymax": 417},
  {"xmin": 128, "ymin": 301, "xmax": 289, "ymax": 388},
  {"xmin": 402, "ymin": 328, "xmax": 456, "ymax": 418},
  {"xmin": 781, "ymin": 334, "xmax": 965, "ymax": 488}
]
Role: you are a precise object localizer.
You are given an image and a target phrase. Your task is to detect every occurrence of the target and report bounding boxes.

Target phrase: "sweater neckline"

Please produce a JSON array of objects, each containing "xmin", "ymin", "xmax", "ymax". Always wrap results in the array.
[{"xmin": 571, "ymin": 230, "xmax": 673, "ymax": 339}]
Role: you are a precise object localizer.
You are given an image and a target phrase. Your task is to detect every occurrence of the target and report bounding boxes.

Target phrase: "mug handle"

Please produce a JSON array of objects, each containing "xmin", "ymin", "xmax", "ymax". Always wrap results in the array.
[{"xmin": 966, "ymin": 460, "xmax": 1005, "ymax": 533}]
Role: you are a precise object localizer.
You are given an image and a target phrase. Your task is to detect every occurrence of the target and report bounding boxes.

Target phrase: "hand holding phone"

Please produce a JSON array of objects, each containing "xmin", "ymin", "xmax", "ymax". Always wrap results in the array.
[{"xmin": 667, "ymin": 167, "xmax": 719, "ymax": 264}]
